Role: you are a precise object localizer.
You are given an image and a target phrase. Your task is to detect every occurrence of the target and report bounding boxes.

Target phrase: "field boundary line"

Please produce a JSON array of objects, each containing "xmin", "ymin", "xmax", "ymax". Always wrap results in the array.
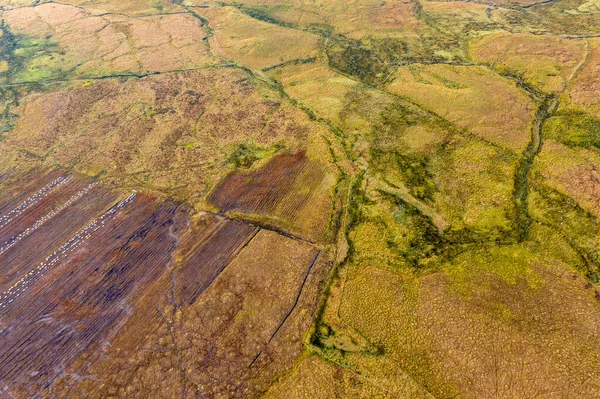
[{"xmin": 249, "ymin": 250, "xmax": 322, "ymax": 368}]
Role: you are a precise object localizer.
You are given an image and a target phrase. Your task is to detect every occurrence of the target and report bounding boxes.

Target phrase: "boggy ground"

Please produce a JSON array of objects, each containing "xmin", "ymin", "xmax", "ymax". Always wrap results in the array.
[{"xmin": 1, "ymin": 0, "xmax": 600, "ymax": 397}]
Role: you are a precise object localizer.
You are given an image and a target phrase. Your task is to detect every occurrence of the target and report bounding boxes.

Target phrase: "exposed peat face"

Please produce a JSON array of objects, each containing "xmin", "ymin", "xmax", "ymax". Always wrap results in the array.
[
  {"xmin": 0, "ymin": 170, "xmax": 328, "ymax": 398},
  {"xmin": 209, "ymin": 151, "xmax": 332, "ymax": 241}
]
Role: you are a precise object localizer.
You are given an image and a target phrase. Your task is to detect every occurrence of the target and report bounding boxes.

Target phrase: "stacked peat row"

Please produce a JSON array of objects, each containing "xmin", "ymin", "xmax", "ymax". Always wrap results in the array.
[
  {"xmin": 0, "ymin": 191, "xmax": 137, "ymax": 310},
  {"xmin": 0, "ymin": 182, "xmax": 98, "ymax": 256},
  {"xmin": 0, "ymin": 176, "xmax": 71, "ymax": 229}
]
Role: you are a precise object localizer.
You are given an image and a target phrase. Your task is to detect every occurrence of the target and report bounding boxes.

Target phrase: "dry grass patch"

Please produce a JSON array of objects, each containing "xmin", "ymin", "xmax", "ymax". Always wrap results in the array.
[
  {"xmin": 194, "ymin": 6, "xmax": 320, "ymax": 70},
  {"xmin": 269, "ymin": 63, "xmax": 359, "ymax": 122},
  {"xmin": 3, "ymin": 3, "xmax": 214, "ymax": 81},
  {"xmin": 262, "ymin": 352, "xmax": 433, "ymax": 398},
  {"xmin": 535, "ymin": 139, "xmax": 600, "ymax": 218},
  {"xmin": 422, "ymin": 1, "xmax": 499, "ymax": 35},
  {"xmin": 386, "ymin": 64, "xmax": 536, "ymax": 152},
  {"xmin": 490, "ymin": 0, "xmax": 600, "ymax": 35},
  {"xmin": 564, "ymin": 0, "xmax": 600, "ymax": 14},
  {"xmin": 326, "ymin": 244, "xmax": 600, "ymax": 398},
  {"xmin": 470, "ymin": 32, "xmax": 588, "ymax": 93},
  {"xmin": 348, "ymin": 0, "xmax": 424, "ymax": 38},
  {"xmin": 565, "ymin": 38, "xmax": 600, "ymax": 118},
  {"xmin": 188, "ymin": 0, "xmax": 424, "ymax": 39}
]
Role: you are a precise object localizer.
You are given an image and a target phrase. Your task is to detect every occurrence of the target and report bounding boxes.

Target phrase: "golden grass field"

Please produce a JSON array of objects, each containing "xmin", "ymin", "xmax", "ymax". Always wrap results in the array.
[
  {"xmin": 386, "ymin": 64, "xmax": 536, "ymax": 152},
  {"xmin": 470, "ymin": 32, "xmax": 588, "ymax": 93},
  {"xmin": 194, "ymin": 6, "xmax": 320, "ymax": 70}
]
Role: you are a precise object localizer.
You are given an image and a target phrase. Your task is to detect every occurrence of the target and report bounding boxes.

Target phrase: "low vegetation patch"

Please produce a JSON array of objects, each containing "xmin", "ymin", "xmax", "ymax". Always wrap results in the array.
[{"xmin": 545, "ymin": 110, "xmax": 600, "ymax": 149}]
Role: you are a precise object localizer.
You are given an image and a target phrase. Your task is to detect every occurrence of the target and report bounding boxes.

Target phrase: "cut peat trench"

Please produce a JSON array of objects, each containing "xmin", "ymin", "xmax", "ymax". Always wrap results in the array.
[
  {"xmin": 249, "ymin": 250, "xmax": 322, "ymax": 368},
  {"xmin": 268, "ymin": 250, "xmax": 322, "ymax": 344},
  {"xmin": 219, "ymin": 211, "xmax": 317, "ymax": 245},
  {"xmin": 177, "ymin": 219, "xmax": 260, "ymax": 304},
  {"xmin": 0, "ymin": 194, "xmax": 184, "ymax": 397}
]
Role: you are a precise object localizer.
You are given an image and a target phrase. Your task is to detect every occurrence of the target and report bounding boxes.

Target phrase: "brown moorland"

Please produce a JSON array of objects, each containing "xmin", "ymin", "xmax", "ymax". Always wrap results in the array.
[
  {"xmin": 1, "ymin": 68, "xmax": 335, "ymax": 209},
  {"xmin": 1, "ymin": 0, "xmax": 600, "ymax": 397},
  {"xmin": 3, "ymin": 3, "xmax": 214, "ymax": 81}
]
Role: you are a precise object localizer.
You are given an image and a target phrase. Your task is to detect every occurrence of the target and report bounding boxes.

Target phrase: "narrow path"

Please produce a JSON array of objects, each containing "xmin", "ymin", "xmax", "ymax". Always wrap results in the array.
[
  {"xmin": 562, "ymin": 34, "xmax": 600, "ymax": 39},
  {"xmin": 568, "ymin": 38, "xmax": 591, "ymax": 84},
  {"xmin": 371, "ymin": 176, "xmax": 449, "ymax": 233},
  {"xmin": 218, "ymin": 211, "xmax": 316, "ymax": 245},
  {"xmin": 0, "ymin": 64, "xmax": 236, "ymax": 89}
]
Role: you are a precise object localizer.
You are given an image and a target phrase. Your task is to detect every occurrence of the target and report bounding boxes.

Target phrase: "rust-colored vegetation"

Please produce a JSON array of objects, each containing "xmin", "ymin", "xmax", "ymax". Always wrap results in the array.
[{"xmin": 210, "ymin": 150, "xmax": 334, "ymax": 241}]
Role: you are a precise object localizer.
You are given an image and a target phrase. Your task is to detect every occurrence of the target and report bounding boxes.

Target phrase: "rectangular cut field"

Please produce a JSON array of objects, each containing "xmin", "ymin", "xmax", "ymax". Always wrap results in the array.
[
  {"xmin": 0, "ymin": 170, "xmax": 327, "ymax": 398},
  {"xmin": 209, "ymin": 151, "xmax": 333, "ymax": 242}
]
